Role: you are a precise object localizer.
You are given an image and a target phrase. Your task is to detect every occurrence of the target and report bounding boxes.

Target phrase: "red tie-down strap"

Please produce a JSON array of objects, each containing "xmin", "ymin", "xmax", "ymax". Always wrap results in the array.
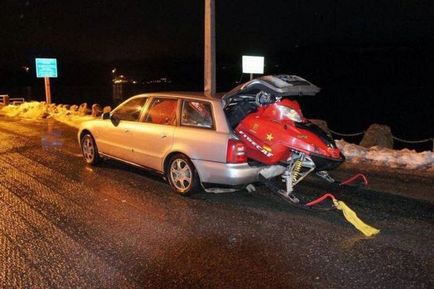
[
  {"xmin": 305, "ymin": 174, "xmax": 368, "ymax": 208},
  {"xmin": 340, "ymin": 173, "xmax": 368, "ymax": 186},
  {"xmin": 304, "ymin": 192, "xmax": 380, "ymax": 236},
  {"xmin": 305, "ymin": 193, "xmax": 336, "ymax": 207}
]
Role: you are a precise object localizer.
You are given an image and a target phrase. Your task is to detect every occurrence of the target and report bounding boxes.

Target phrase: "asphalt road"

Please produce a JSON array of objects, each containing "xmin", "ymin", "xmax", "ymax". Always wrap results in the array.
[{"xmin": 0, "ymin": 116, "xmax": 432, "ymax": 289}]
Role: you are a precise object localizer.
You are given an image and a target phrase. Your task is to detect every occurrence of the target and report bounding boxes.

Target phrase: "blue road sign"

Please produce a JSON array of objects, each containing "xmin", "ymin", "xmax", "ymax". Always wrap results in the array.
[{"xmin": 35, "ymin": 58, "xmax": 58, "ymax": 78}]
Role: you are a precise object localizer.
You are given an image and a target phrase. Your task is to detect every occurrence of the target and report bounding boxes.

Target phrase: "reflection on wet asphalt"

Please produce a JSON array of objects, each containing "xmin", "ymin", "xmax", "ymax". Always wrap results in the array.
[{"xmin": 0, "ymin": 116, "xmax": 432, "ymax": 289}]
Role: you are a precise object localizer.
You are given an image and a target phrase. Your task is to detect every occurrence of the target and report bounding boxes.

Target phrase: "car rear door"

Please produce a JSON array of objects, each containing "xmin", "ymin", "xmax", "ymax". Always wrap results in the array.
[
  {"xmin": 173, "ymin": 99, "xmax": 227, "ymax": 162},
  {"xmin": 128, "ymin": 97, "xmax": 177, "ymax": 171}
]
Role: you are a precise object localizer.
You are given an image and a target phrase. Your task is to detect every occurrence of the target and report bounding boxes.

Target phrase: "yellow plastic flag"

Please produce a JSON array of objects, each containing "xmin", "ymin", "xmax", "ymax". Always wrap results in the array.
[{"xmin": 333, "ymin": 200, "xmax": 380, "ymax": 237}]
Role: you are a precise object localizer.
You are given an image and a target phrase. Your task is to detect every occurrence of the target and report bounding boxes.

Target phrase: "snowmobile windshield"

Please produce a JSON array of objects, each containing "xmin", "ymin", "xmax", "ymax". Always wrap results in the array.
[
  {"xmin": 277, "ymin": 104, "xmax": 302, "ymax": 123},
  {"xmin": 222, "ymin": 74, "xmax": 320, "ymax": 108},
  {"xmin": 223, "ymin": 74, "xmax": 318, "ymax": 128}
]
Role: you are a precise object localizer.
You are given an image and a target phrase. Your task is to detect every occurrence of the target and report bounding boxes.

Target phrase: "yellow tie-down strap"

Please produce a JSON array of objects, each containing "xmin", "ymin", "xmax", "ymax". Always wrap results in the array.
[{"xmin": 333, "ymin": 199, "xmax": 380, "ymax": 237}]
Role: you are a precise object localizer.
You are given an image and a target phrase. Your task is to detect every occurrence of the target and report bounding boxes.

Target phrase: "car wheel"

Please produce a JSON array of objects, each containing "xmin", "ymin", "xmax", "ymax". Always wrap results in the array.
[
  {"xmin": 81, "ymin": 133, "xmax": 100, "ymax": 165},
  {"xmin": 166, "ymin": 154, "xmax": 200, "ymax": 195}
]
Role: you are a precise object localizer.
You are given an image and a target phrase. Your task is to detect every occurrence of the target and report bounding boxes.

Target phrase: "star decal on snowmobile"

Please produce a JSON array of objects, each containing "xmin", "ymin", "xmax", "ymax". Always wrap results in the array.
[{"xmin": 266, "ymin": 133, "xmax": 274, "ymax": 141}]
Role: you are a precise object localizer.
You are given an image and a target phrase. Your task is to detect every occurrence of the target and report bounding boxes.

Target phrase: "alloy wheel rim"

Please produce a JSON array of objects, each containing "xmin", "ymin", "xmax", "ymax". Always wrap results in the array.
[
  {"xmin": 82, "ymin": 136, "xmax": 94, "ymax": 162},
  {"xmin": 170, "ymin": 159, "xmax": 192, "ymax": 192}
]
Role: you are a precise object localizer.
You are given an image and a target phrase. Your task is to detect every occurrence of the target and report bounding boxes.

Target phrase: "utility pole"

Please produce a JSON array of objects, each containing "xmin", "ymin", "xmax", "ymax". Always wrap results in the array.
[{"xmin": 204, "ymin": 0, "xmax": 216, "ymax": 97}]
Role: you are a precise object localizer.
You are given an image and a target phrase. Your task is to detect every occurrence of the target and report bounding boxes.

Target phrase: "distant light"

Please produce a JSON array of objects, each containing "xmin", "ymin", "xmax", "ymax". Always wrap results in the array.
[
  {"xmin": 242, "ymin": 55, "xmax": 264, "ymax": 74},
  {"xmin": 22, "ymin": 66, "xmax": 30, "ymax": 72},
  {"xmin": 112, "ymin": 68, "xmax": 117, "ymax": 74}
]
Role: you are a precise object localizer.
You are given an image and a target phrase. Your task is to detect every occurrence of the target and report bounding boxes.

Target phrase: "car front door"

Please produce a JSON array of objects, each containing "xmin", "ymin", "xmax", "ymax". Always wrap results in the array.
[
  {"xmin": 128, "ymin": 97, "xmax": 177, "ymax": 171},
  {"xmin": 97, "ymin": 97, "xmax": 148, "ymax": 160}
]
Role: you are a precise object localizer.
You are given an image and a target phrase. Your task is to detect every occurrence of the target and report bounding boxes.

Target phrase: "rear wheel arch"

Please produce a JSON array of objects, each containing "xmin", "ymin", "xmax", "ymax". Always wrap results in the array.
[
  {"xmin": 164, "ymin": 151, "xmax": 190, "ymax": 172},
  {"xmin": 164, "ymin": 152, "xmax": 201, "ymax": 195}
]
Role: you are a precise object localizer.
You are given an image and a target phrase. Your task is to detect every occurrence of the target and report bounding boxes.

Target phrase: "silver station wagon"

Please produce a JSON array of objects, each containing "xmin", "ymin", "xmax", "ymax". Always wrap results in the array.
[{"xmin": 78, "ymin": 92, "xmax": 268, "ymax": 195}]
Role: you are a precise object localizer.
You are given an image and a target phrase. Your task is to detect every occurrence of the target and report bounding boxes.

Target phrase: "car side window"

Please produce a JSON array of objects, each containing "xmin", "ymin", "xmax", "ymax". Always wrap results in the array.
[
  {"xmin": 181, "ymin": 100, "xmax": 213, "ymax": 128},
  {"xmin": 144, "ymin": 98, "xmax": 178, "ymax": 125},
  {"xmin": 113, "ymin": 97, "xmax": 148, "ymax": 121}
]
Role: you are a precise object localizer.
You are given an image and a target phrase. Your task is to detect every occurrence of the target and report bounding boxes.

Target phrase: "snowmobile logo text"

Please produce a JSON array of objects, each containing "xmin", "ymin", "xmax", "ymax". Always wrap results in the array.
[{"xmin": 238, "ymin": 130, "xmax": 274, "ymax": 158}]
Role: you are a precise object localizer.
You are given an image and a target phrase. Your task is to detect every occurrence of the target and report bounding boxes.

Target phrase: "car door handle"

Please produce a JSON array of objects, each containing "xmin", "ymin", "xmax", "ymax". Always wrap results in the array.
[
  {"xmin": 124, "ymin": 129, "xmax": 129, "ymax": 133},
  {"xmin": 160, "ymin": 133, "xmax": 167, "ymax": 138}
]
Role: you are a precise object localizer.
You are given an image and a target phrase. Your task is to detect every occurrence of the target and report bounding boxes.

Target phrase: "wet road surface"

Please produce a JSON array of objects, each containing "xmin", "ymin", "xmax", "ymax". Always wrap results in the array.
[{"xmin": 0, "ymin": 116, "xmax": 433, "ymax": 289}]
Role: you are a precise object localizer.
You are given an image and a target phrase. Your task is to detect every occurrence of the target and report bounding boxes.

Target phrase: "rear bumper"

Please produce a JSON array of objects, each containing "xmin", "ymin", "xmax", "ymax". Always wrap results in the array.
[{"xmin": 191, "ymin": 160, "xmax": 263, "ymax": 186}]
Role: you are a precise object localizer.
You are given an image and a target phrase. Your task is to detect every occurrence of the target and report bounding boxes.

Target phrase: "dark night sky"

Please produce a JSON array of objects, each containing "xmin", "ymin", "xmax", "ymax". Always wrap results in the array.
[
  {"xmin": 1, "ymin": 0, "xmax": 433, "ymax": 64},
  {"xmin": 0, "ymin": 0, "xmax": 201, "ymax": 63},
  {"xmin": 1, "ymin": 0, "xmax": 434, "ymax": 144}
]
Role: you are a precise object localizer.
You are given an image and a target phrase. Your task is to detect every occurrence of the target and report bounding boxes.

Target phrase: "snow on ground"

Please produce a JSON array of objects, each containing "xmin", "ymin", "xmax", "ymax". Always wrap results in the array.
[
  {"xmin": 53, "ymin": 113, "xmax": 94, "ymax": 129},
  {"xmin": 336, "ymin": 140, "xmax": 434, "ymax": 171},
  {"xmin": 1, "ymin": 102, "xmax": 433, "ymax": 171},
  {"xmin": 0, "ymin": 101, "xmax": 95, "ymax": 128}
]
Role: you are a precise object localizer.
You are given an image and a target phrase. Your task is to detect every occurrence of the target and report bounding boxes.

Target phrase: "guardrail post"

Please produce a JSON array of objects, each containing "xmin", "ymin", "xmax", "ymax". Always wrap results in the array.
[{"xmin": 3, "ymin": 95, "xmax": 9, "ymax": 105}]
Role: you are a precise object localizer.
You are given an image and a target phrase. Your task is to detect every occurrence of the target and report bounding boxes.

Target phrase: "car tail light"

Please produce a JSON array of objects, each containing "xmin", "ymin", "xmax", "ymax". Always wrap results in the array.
[{"xmin": 227, "ymin": 139, "xmax": 247, "ymax": 163}]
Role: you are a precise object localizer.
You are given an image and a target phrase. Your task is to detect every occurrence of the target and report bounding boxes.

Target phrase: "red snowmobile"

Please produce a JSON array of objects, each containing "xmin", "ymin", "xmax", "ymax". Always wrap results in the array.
[
  {"xmin": 223, "ymin": 75, "xmax": 345, "ymax": 203},
  {"xmin": 222, "ymin": 75, "xmax": 380, "ymax": 237}
]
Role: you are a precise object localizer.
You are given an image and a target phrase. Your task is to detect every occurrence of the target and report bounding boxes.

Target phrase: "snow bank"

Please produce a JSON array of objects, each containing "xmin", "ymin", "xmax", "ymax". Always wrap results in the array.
[
  {"xmin": 0, "ymin": 101, "xmax": 95, "ymax": 128},
  {"xmin": 336, "ymin": 139, "xmax": 434, "ymax": 170},
  {"xmin": 1, "ymin": 101, "xmax": 49, "ymax": 119}
]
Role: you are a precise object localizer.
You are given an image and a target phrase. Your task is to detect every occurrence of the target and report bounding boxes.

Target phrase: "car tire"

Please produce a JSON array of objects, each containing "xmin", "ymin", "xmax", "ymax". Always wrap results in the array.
[
  {"xmin": 166, "ymin": 154, "xmax": 200, "ymax": 195},
  {"xmin": 81, "ymin": 133, "xmax": 100, "ymax": 165}
]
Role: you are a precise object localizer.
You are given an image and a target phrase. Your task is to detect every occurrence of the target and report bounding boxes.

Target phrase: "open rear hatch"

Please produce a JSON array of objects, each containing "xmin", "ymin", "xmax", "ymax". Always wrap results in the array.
[{"xmin": 223, "ymin": 75, "xmax": 320, "ymax": 128}]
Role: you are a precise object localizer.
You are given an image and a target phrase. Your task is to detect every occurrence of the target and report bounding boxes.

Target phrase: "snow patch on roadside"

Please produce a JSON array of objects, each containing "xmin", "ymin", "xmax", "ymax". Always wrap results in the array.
[
  {"xmin": 337, "ymin": 140, "xmax": 434, "ymax": 171},
  {"xmin": 53, "ymin": 113, "xmax": 95, "ymax": 129},
  {"xmin": 1, "ymin": 101, "xmax": 49, "ymax": 119},
  {"xmin": 0, "ymin": 101, "xmax": 95, "ymax": 128}
]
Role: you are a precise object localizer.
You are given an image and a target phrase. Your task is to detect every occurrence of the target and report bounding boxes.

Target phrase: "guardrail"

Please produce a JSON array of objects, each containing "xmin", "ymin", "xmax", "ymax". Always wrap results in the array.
[
  {"xmin": 10, "ymin": 97, "xmax": 25, "ymax": 105},
  {"xmin": 0, "ymin": 95, "xmax": 8, "ymax": 105},
  {"xmin": 0, "ymin": 95, "xmax": 25, "ymax": 105}
]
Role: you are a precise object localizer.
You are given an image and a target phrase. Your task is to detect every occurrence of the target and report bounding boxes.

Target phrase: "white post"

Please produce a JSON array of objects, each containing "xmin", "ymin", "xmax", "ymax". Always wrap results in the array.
[{"xmin": 204, "ymin": 0, "xmax": 216, "ymax": 97}]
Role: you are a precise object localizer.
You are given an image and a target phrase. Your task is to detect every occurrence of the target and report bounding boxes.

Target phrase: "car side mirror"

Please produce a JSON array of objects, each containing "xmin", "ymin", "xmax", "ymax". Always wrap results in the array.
[
  {"xmin": 102, "ymin": 112, "xmax": 120, "ymax": 126},
  {"xmin": 110, "ymin": 114, "xmax": 120, "ymax": 127}
]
